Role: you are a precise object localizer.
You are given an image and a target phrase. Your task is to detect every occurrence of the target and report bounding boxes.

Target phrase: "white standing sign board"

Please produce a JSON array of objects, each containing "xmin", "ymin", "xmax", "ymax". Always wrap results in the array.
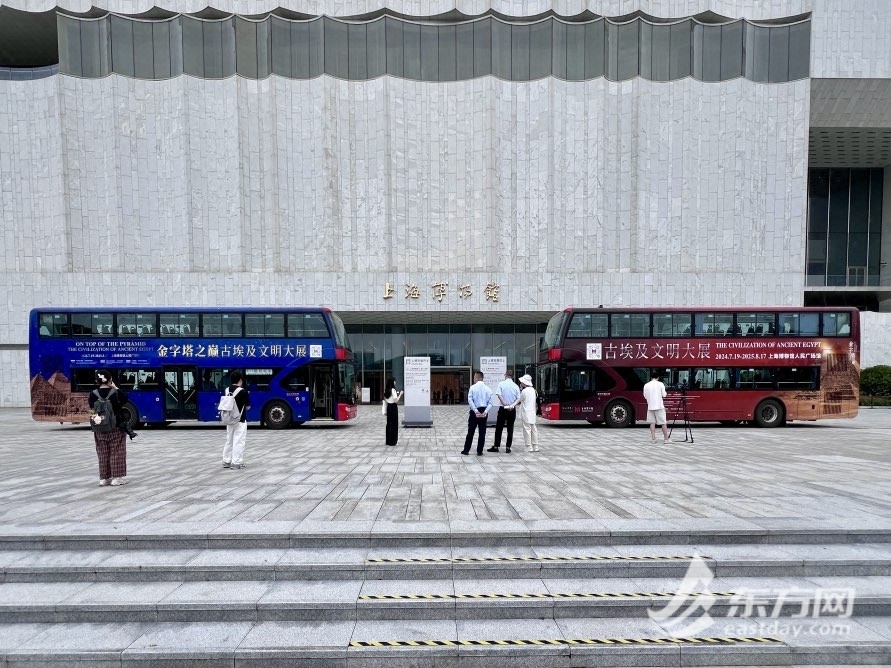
[
  {"xmin": 403, "ymin": 356, "xmax": 433, "ymax": 427},
  {"xmin": 480, "ymin": 356, "xmax": 507, "ymax": 426}
]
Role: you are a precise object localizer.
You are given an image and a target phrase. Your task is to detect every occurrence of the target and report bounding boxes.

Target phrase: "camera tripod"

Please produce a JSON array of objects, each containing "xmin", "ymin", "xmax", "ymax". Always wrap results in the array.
[{"xmin": 668, "ymin": 386, "xmax": 694, "ymax": 443}]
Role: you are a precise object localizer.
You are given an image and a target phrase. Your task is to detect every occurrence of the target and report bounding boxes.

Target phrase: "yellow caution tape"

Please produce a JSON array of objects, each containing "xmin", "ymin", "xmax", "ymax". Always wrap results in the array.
[{"xmin": 350, "ymin": 636, "xmax": 782, "ymax": 647}]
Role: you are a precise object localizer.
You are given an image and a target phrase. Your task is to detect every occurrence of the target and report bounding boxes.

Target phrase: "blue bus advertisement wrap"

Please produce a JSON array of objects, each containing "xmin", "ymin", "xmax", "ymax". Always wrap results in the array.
[{"xmin": 29, "ymin": 308, "xmax": 357, "ymax": 429}]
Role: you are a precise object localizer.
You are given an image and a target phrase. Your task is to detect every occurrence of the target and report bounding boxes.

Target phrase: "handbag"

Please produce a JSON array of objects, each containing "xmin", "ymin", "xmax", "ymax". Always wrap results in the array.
[{"xmin": 381, "ymin": 399, "xmax": 387, "ymax": 416}]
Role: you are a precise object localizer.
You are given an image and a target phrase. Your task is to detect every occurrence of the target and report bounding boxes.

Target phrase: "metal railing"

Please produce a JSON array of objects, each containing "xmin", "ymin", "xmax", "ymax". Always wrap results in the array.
[{"xmin": 807, "ymin": 274, "xmax": 891, "ymax": 288}]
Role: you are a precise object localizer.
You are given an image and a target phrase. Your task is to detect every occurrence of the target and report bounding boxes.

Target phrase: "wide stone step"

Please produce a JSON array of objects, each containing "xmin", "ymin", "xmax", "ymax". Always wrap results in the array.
[
  {"xmin": 1, "ymin": 524, "xmax": 889, "ymax": 551},
  {"xmin": 0, "ymin": 616, "xmax": 889, "ymax": 667},
  {"xmin": 0, "ymin": 576, "xmax": 889, "ymax": 623},
  {"xmin": 2, "ymin": 543, "xmax": 888, "ymax": 582}
]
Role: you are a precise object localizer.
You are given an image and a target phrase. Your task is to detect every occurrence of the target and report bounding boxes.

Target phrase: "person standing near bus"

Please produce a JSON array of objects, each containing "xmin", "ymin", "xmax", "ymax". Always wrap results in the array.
[
  {"xmin": 644, "ymin": 370, "xmax": 671, "ymax": 443},
  {"xmin": 461, "ymin": 371, "xmax": 493, "ymax": 456},
  {"xmin": 222, "ymin": 370, "xmax": 251, "ymax": 469},
  {"xmin": 89, "ymin": 370, "xmax": 129, "ymax": 486},
  {"xmin": 488, "ymin": 369, "xmax": 520, "ymax": 453},
  {"xmin": 383, "ymin": 376, "xmax": 403, "ymax": 446},
  {"xmin": 511, "ymin": 374, "xmax": 539, "ymax": 452}
]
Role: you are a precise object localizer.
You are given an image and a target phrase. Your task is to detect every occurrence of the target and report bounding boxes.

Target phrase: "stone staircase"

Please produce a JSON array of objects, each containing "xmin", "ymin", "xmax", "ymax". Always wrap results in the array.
[{"xmin": 0, "ymin": 526, "xmax": 889, "ymax": 666}]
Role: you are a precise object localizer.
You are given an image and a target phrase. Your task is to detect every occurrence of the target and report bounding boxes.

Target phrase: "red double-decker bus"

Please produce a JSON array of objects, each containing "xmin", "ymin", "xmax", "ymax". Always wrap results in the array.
[{"xmin": 538, "ymin": 307, "xmax": 860, "ymax": 428}]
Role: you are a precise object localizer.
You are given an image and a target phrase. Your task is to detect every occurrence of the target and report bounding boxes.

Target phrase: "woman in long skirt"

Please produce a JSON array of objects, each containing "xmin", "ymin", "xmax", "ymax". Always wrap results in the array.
[
  {"xmin": 383, "ymin": 376, "xmax": 403, "ymax": 446},
  {"xmin": 89, "ymin": 370, "xmax": 129, "ymax": 486}
]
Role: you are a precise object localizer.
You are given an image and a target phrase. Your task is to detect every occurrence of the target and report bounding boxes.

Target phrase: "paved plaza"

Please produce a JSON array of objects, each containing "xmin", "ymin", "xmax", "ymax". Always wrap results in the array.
[
  {"xmin": 4, "ymin": 406, "xmax": 891, "ymax": 534},
  {"xmin": 1, "ymin": 407, "xmax": 891, "ymax": 665}
]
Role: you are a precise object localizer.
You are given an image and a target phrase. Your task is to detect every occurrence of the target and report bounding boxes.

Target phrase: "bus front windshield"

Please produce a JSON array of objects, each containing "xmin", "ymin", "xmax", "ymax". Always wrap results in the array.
[
  {"xmin": 542, "ymin": 313, "xmax": 567, "ymax": 351},
  {"xmin": 329, "ymin": 312, "xmax": 350, "ymax": 349}
]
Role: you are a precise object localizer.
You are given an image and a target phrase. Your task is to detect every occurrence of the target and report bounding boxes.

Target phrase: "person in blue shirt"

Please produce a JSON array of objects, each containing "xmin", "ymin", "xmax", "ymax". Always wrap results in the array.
[
  {"xmin": 487, "ymin": 369, "xmax": 521, "ymax": 453},
  {"xmin": 461, "ymin": 371, "xmax": 494, "ymax": 456}
]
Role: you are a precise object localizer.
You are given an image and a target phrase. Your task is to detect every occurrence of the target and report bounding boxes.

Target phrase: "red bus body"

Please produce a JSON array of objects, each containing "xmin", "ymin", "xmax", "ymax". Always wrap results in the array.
[{"xmin": 538, "ymin": 307, "xmax": 860, "ymax": 427}]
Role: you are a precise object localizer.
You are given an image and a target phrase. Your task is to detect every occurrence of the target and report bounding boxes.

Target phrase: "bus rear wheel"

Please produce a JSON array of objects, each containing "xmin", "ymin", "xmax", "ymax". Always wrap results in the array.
[
  {"xmin": 264, "ymin": 400, "xmax": 292, "ymax": 429},
  {"xmin": 604, "ymin": 400, "xmax": 634, "ymax": 428},
  {"xmin": 120, "ymin": 402, "xmax": 141, "ymax": 430},
  {"xmin": 754, "ymin": 399, "xmax": 785, "ymax": 428}
]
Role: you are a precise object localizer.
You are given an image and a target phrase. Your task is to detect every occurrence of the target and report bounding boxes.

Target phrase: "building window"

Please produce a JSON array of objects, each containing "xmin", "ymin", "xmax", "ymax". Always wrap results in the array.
[{"xmin": 807, "ymin": 168, "xmax": 884, "ymax": 287}]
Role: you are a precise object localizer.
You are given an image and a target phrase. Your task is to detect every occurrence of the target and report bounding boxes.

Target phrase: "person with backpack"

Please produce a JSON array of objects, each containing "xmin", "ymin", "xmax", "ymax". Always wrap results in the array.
[
  {"xmin": 89, "ymin": 370, "xmax": 129, "ymax": 486},
  {"xmin": 221, "ymin": 370, "xmax": 250, "ymax": 470}
]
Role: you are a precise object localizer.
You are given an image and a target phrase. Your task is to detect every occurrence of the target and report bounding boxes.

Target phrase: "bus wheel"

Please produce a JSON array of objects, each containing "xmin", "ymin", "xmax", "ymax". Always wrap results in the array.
[
  {"xmin": 604, "ymin": 400, "xmax": 634, "ymax": 428},
  {"xmin": 754, "ymin": 399, "xmax": 785, "ymax": 428},
  {"xmin": 264, "ymin": 401, "xmax": 292, "ymax": 429},
  {"xmin": 120, "ymin": 402, "xmax": 142, "ymax": 430}
]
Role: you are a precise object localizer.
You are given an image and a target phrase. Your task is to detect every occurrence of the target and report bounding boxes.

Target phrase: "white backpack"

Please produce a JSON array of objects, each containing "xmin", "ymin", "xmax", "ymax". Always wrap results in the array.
[{"xmin": 217, "ymin": 387, "xmax": 243, "ymax": 425}]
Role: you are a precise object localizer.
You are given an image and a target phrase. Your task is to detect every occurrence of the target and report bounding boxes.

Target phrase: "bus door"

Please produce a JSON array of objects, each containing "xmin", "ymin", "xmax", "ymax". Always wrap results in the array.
[
  {"xmin": 311, "ymin": 365, "xmax": 333, "ymax": 419},
  {"xmin": 163, "ymin": 367, "xmax": 198, "ymax": 420}
]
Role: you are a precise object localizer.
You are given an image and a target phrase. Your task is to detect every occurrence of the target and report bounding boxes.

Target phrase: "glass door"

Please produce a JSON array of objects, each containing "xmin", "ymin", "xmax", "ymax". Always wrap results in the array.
[
  {"xmin": 431, "ymin": 367, "xmax": 472, "ymax": 404},
  {"xmin": 311, "ymin": 365, "xmax": 334, "ymax": 419},
  {"xmin": 163, "ymin": 366, "xmax": 198, "ymax": 419}
]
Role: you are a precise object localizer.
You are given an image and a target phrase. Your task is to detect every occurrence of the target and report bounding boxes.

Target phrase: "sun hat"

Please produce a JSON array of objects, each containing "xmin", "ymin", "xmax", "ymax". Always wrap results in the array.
[{"xmin": 518, "ymin": 374, "xmax": 533, "ymax": 387}]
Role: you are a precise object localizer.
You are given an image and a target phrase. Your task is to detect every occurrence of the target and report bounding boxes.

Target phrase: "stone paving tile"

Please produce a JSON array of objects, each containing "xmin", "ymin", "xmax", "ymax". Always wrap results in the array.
[
  {"xmin": 855, "ymin": 616, "xmax": 891, "ymax": 640},
  {"xmin": 261, "ymin": 580, "xmax": 363, "ymax": 604},
  {"xmin": 457, "ymin": 616, "xmax": 564, "ymax": 640},
  {"xmin": 158, "ymin": 581, "xmax": 273, "ymax": 605},
  {"xmin": 16, "ymin": 621, "xmax": 154, "ymax": 650},
  {"xmin": 0, "ymin": 407, "xmax": 890, "ymax": 535},
  {"xmin": 97, "ymin": 550, "xmax": 203, "ymax": 567},
  {"xmin": 184, "ymin": 549, "xmax": 286, "ymax": 567},
  {"xmin": 547, "ymin": 577, "xmax": 686, "ymax": 594},
  {"xmin": 802, "ymin": 576, "xmax": 891, "ymax": 596},
  {"xmin": 237, "ymin": 619, "xmax": 355, "ymax": 649},
  {"xmin": 125, "ymin": 621, "xmax": 254, "ymax": 654},
  {"xmin": 350, "ymin": 618, "xmax": 458, "ymax": 642},
  {"xmin": 61, "ymin": 582, "xmax": 183, "ymax": 605},
  {"xmin": 555, "ymin": 615, "xmax": 672, "ymax": 638},
  {"xmin": 0, "ymin": 622, "xmax": 52, "ymax": 649},
  {"xmin": 278, "ymin": 548, "xmax": 368, "ymax": 565},
  {"xmin": 0, "ymin": 582, "xmax": 93, "ymax": 605},
  {"xmin": 5, "ymin": 550, "xmax": 122, "ymax": 567}
]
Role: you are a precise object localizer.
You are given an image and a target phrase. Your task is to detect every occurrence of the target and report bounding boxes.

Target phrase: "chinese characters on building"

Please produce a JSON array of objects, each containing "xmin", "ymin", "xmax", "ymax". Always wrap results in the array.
[{"xmin": 383, "ymin": 281, "xmax": 501, "ymax": 303}]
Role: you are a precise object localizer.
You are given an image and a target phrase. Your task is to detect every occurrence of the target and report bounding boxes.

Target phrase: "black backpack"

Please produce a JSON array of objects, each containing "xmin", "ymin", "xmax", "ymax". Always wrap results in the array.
[{"xmin": 91, "ymin": 388, "xmax": 118, "ymax": 433}]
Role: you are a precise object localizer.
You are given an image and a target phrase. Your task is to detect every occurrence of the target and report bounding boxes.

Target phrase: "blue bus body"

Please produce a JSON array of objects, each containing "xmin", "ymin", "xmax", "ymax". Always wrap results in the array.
[{"xmin": 29, "ymin": 307, "xmax": 357, "ymax": 429}]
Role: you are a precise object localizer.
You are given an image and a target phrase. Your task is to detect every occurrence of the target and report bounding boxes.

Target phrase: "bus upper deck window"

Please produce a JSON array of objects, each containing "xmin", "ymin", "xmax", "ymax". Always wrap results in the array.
[
  {"xmin": 823, "ymin": 312, "xmax": 851, "ymax": 336},
  {"xmin": 39, "ymin": 313, "xmax": 68, "ymax": 337},
  {"xmin": 780, "ymin": 312, "xmax": 818, "ymax": 337}
]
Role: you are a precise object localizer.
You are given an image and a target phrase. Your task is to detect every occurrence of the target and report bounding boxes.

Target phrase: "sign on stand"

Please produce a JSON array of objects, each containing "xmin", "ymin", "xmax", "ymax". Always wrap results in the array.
[
  {"xmin": 403, "ymin": 356, "xmax": 433, "ymax": 427},
  {"xmin": 480, "ymin": 356, "xmax": 506, "ymax": 426}
]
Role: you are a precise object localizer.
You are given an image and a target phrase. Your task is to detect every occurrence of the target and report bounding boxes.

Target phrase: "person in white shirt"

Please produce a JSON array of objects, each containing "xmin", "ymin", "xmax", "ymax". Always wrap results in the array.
[
  {"xmin": 511, "ymin": 374, "xmax": 539, "ymax": 452},
  {"xmin": 462, "ymin": 372, "xmax": 493, "ymax": 456},
  {"xmin": 488, "ymin": 370, "xmax": 521, "ymax": 453},
  {"xmin": 643, "ymin": 370, "xmax": 670, "ymax": 443}
]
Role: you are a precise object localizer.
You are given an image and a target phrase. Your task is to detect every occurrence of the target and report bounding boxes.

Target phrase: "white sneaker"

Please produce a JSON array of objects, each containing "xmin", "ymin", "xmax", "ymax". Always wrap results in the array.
[
  {"xmin": 110, "ymin": 477, "xmax": 128, "ymax": 486},
  {"xmin": 98, "ymin": 479, "xmax": 110, "ymax": 486},
  {"xmin": 532, "ymin": 447, "xmax": 540, "ymax": 452}
]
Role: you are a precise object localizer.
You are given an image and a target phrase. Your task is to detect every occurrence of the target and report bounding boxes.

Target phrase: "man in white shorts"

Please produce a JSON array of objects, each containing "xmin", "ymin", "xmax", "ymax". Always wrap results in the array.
[{"xmin": 643, "ymin": 370, "xmax": 670, "ymax": 444}]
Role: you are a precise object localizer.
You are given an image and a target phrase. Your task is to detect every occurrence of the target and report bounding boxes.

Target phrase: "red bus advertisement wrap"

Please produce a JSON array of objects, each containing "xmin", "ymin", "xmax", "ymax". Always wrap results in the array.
[{"xmin": 538, "ymin": 307, "xmax": 859, "ymax": 428}]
